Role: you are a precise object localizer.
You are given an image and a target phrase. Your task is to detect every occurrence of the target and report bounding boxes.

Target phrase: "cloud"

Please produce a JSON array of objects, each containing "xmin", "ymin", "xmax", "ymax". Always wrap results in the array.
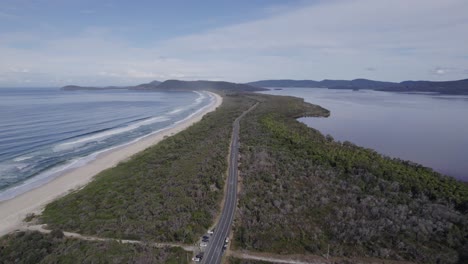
[
  {"xmin": 125, "ymin": 69, "xmax": 161, "ymax": 79},
  {"xmin": 156, "ymin": 0, "xmax": 468, "ymax": 81},
  {"xmin": 431, "ymin": 67, "xmax": 452, "ymax": 75},
  {"xmin": 430, "ymin": 66, "xmax": 468, "ymax": 77},
  {"xmin": 1, "ymin": 0, "xmax": 468, "ymax": 86},
  {"xmin": 97, "ymin": 71, "xmax": 119, "ymax": 77},
  {"xmin": 163, "ymin": 0, "xmax": 468, "ymax": 54},
  {"xmin": 8, "ymin": 67, "xmax": 30, "ymax": 73}
]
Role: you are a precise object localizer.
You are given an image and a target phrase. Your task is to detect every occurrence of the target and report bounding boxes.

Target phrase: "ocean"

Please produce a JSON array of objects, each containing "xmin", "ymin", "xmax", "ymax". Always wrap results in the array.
[{"xmin": 0, "ymin": 88, "xmax": 214, "ymax": 201}]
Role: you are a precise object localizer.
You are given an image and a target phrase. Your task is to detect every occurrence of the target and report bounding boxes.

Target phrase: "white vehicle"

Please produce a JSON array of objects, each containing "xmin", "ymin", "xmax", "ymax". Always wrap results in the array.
[
  {"xmin": 207, "ymin": 229, "xmax": 214, "ymax": 235},
  {"xmin": 192, "ymin": 257, "xmax": 201, "ymax": 262},
  {"xmin": 225, "ymin": 237, "xmax": 229, "ymax": 243},
  {"xmin": 200, "ymin": 242, "xmax": 208, "ymax": 247}
]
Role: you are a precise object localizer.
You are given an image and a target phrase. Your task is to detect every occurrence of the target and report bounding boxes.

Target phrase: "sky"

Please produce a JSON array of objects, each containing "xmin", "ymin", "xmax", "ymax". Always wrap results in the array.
[{"xmin": 0, "ymin": 0, "xmax": 467, "ymax": 87}]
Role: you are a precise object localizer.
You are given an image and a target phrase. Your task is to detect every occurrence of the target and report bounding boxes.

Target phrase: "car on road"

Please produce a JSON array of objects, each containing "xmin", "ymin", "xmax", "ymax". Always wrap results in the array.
[
  {"xmin": 225, "ymin": 237, "xmax": 229, "ymax": 243},
  {"xmin": 192, "ymin": 252, "xmax": 204, "ymax": 262},
  {"xmin": 200, "ymin": 242, "xmax": 208, "ymax": 247},
  {"xmin": 207, "ymin": 228, "xmax": 215, "ymax": 235}
]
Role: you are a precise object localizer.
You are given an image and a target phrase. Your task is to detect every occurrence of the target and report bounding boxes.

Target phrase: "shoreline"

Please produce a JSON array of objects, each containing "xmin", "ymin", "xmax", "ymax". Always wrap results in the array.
[{"xmin": 0, "ymin": 91, "xmax": 223, "ymax": 237}]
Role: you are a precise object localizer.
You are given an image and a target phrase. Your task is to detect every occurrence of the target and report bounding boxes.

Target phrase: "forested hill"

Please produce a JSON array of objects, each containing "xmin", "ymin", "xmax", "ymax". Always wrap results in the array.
[
  {"xmin": 154, "ymin": 80, "xmax": 266, "ymax": 92},
  {"xmin": 61, "ymin": 80, "xmax": 266, "ymax": 92},
  {"xmin": 247, "ymin": 78, "xmax": 468, "ymax": 95}
]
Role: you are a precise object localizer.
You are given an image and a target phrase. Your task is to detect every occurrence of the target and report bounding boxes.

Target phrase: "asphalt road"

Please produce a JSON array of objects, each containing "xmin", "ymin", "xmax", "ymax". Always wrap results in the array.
[{"xmin": 201, "ymin": 103, "xmax": 258, "ymax": 264}]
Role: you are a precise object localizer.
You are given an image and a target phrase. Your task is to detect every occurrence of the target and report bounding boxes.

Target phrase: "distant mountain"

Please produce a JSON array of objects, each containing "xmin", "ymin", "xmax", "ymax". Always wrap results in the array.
[
  {"xmin": 61, "ymin": 81, "xmax": 161, "ymax": 91},
  {"xmin": 383, "ymin": 79, "xmax": 468, "ymax": 95},
  {"xmin": 155, "ymin": 80, "xmax": 266, "ymax": 92},
  {"xmin": 247, "ymin": 80, "xmax": 322, "ymax": 88},
  {"xmin": 132, "ymin": 80, "xmax": 162, "ymax": 90},
  {"xmin": 325, "ymin": 78, "xmax": 397, "ymax": 89},
  {"xmin": 61, "ymin": 80, "xmax": 266, "ymax": 92},
  {"xmin": 248, "ymin": 79, "xmax": 399, "ymax": 90},
  {"xmin": 247, "ymin": 78, "xmax": 468, "ymax": 95}
]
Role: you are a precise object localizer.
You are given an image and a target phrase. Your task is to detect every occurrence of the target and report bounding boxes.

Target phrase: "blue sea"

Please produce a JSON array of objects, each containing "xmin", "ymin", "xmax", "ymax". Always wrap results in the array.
[{"xmin": 0, "ymin": 88, "xmax": 214, "ymax": 201}]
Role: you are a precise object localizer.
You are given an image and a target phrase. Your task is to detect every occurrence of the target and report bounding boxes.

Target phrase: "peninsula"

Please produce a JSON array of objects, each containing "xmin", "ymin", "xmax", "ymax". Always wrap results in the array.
[{"xmin": 1, "ymin": 81, "xmax": 467, "ymax": 264}]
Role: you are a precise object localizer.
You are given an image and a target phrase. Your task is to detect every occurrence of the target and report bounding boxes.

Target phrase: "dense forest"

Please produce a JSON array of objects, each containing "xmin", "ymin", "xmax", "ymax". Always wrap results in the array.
[
  {"xmin": 233, "ymin": 94, "xmax": 468, "ymax": 263},
  {"xmin": 40, "ymin": 93, "xmax": 257, "ymax": 243},
  {"xmin": 0, "ymin": 231, "xmax": 188, "ymax": 263}
]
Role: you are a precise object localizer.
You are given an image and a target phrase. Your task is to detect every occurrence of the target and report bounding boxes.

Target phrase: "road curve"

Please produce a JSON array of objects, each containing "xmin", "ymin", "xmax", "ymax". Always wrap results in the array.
[{"xmin": 202, "ymin": 103, "xmax": 258, "ymax": 264}]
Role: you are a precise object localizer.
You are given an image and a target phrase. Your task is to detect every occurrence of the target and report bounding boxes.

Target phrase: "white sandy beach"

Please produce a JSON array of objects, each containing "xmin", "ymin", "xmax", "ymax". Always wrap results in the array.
[{"xmin": 0, "ymin": 91, "xmax": 222, "ymax": 237}]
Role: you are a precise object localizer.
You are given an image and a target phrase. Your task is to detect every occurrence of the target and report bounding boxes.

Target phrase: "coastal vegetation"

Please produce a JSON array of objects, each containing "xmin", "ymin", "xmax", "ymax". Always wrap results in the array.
[
  {"xmin": 227, "ymin": 258, "xmax": 270, "ymax": 264},
  {"xmin": 3, "ymin": 85, "xmax": 467, "ymax": 263},
  {"xmin": 40, "ymin": 93, "xmax": 257, "ymax": 243},
  {"xmin": 233, "ymin": 93, "xmax": 468, "ymax": 263},
  {"xmin": 0, "ymin": 231, "xmax": 188, "ymax": 263}
]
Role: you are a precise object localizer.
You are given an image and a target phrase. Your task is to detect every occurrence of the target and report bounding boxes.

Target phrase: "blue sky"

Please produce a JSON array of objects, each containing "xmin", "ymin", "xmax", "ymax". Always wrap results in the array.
[
  {"xmin": 0, "ymin": 0, "xmax": 467, "ymax": 87},
  {"xmin": 1, "ymin": 0, "xmax": 290, "ymax": 44}
]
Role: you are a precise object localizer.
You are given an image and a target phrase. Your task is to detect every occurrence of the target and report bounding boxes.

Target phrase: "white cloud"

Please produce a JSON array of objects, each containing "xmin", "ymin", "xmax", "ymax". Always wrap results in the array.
[
  {"xmin": 429, "ymin": 66, "xmax": 468, "ymax": 77},
  {"xmin": 0, "ymin": 0, "xmax": 468, "ymax": 86},
  {"xmin": 164, "ymin": 0, "xmax": 467, "ymax": 53},
  {"xmin": 8, "ymin": 67, "xmax": 30, "ymax": 73},
  {"xmin": 125, "ymin": 69, "xmax": 161, "ymax": 79},
  {"xmin": 157, "ymin": 0, "xmax": 468, "ymax": 81},
  {"xmin": 97, "ymin": 71, "xmax": 119, "ymax": 77},
  {"xmin": 433, "ymin": 67, "xmax": 450, "ymax": 75}
]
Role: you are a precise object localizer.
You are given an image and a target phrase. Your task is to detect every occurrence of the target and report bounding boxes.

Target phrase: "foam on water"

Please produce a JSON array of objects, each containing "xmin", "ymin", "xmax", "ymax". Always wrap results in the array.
[
  {"xmin": 0, "ymin": 90, "xmax": 215, "ymax": 201},
  {"xmin": 54, "ymin": 115, "xmax": 170, "ymax": 151},
  {"xmin": 167, "ymin": 91, "xmax": 206, "ymax": 115},
  {"xmin": 13, "ymin": 156, "xmax": 33, "ymax": 162},
  {"xmin": 0, "ymin": 155, "xmax": 89, "ymax": 201},
  {"xmin": 168, "ymin": 107, "xmax": 186, "ymax": 115}
]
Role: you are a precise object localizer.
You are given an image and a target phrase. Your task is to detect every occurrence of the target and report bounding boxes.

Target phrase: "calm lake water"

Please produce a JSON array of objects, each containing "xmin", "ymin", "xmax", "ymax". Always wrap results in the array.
[{"xmin": 262, "ymin": 88, "xmax": 468, "ymax": 181}]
